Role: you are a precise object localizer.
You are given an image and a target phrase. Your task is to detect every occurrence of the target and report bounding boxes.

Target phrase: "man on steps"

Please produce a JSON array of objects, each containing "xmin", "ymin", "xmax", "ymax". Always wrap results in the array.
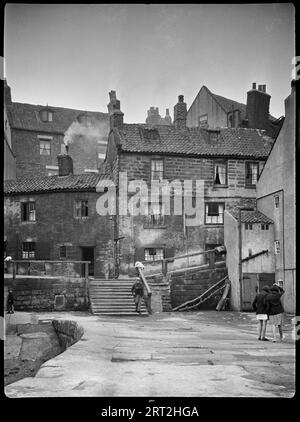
[{"xmin": 131, "ymin": 278, "xmax": 144, "ymax": 314}]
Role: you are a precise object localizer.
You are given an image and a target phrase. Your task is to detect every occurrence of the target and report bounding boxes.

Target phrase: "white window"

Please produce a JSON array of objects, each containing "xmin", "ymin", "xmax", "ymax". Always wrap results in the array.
[
  {"xmin": 40, "ymin": 109, "xmax": 53, "ymax": 122},
  {"xmin": 261, "ymin": 224, "xmax": 269, "ymax": 230},
  {"xmin": 245, "ymin": 223, "xmax": 253, "ymax": 230},
  {"xmin": 199, "ymin": 114, "xmax": 208, "ymax": 127},
  {"xmin": 144, "ymin": 248, "xmax": 164, "ymax": 261},
  {"xmin": 205, "ymin": 203, "xmax": 224, "ymax": 225},
  {"xmin": 274, "ymin": 196, "xmax": 280, "ymax": 209},
  {"xmin": 22, "ymin": 242, "xmax": 36, "ymax": 259},
  {"xmin": 245, "ymin": 162, "xmax": 259, "ymax": 187},
  {"xmin": 151, "ymin": 160, "xmax": 164, "ymax": 181},
  {"xmin": 275, "ymin": 241, "xmax": 281, "ymax": 254},
  {"xmin": 74, "ymin": 200, "xmax": 88, "ymax": 218},
  {"xmin": 40, "ymin": 139, "xmax": 51, "ymax": 155},
  {"xmin": 214, "ymin": 160, "xmax": 227, "ymax": 185},
  {"xmin": 21, "ymin": 202, "xmax": 36, "ymax": 222}
]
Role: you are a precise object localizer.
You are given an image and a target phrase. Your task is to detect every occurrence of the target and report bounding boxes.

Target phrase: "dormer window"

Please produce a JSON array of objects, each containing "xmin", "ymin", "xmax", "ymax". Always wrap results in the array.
[{"xmin": 40, "ymin": 109, "xmax": 53, "ymax": 122}]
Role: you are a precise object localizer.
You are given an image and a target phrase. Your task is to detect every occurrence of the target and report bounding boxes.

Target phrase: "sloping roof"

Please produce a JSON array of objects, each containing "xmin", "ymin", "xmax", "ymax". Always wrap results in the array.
[
  {"xmin": 115, "ymin": 124, "xmax": 274, "ymax": 158},
  {"xmin": 4, "ymin": 173, "xmax": 111, "ymax": 195},
  {"xmin": 228, "ymin": 210, "xmax": 274, "ymax": 224},
  {"xmin": 6, "ymin": 102, "xmax": 108, "ymax": 133},
  {"xmin": 204, "ymin": 86, "xmax": 277, "ymax": 122}
]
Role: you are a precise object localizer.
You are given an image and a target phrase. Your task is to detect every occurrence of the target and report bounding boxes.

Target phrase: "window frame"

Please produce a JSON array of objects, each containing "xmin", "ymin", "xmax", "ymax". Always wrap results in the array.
[
  {"xmin": 274, "ymin": 195, "xmax": 280, "ymax": 209},
  {"xmin": 22, "ymin": 242, "xmax": 36, "ymax": 259},
  {"xmin": 245, "ymin": 223, "xmax": 253, "ymax": 230},
  {"xmin": 144, "ymin": 201, "xmax": 165, "ymax": 228},
  {"xmin": 213, "ymin": 159, "xmax": 228, "ymax": 187},
  {"xmin": 204, "ymin": 202, "xmax": 225, "ymax": 225},
  {"xmin": 261, "ymin": 224, "xmax": 269, "ymax": 230},
  {"xmin": 199, "ymin": 114, "xmax": 208, "ymax": 127},
  {"xmin": 40, "ymin": 109, "xmax": 53, "ymax": 123},
  {"xmin": 245, "ymin": 161, "xmax": 259, "ymax": 188},
  {"xmin": 21, "ymin": 201, "xmax": 36, "ymax": 222},
  {"xmin": 274, "ymin": 240, "xmax": 281, "ymax": 254},
  {"xmin": 74, "ymin": 199, "xmax": 89, "ymax": 218},
  {"xmin": 144, "ymin": 247, "xmax": 165, "ymax": 262},
  {"xmin": 150, "ymin": 159, "xmax": 164, "ymax": 182},
  {"xmin": 59, "ymin": 245, "xmax": 67, "ymax": 259}
]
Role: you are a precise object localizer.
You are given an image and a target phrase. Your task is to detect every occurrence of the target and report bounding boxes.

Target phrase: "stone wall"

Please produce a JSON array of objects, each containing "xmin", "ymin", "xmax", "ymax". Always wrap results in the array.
[
  {"xmin": 4, "ymin": 190, "xmax": 114, "ymax": 277},
  {"xmin": 4, "ymin": 277, "xmax": 88, "ymax": 312},
  {"xmin": 52, "ymin": 319, "xmax": 84, "ymax": 350},
  {"xmin": 170, "ymin": 264, "xmax": 228, "ymax": 310}
]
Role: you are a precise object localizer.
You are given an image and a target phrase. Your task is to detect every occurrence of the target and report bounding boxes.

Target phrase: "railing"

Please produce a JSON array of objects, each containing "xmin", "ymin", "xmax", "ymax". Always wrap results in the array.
[
  {"xmin": 136, "ymin": 267, "xmax": 152, "ymax": 315},
  {"xmin": 141, "ymin": 247, "xmax": 226, "ymax": 278},
  {"xmin": 7, "ymin": 260, "xmax": 91, "ymax": 307},
  {"xmin": 172, "ymin": 275, "xmax": 230, "ymax": 312}
]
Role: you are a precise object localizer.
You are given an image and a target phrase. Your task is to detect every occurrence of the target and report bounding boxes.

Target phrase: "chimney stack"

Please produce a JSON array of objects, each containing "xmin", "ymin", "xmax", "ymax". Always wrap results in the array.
[
  {"xmin": 4, "ymin": 79, "xmax": 12, "ymax": 105},
  {"xmin": 107, "ymin": 90, "xmax": 124, "ymax": 130},
  {"xmin": 246, "ymin": 82, "xmax": 270, "ymax": 130},
  {"xmin": 174, "ymin": 95, "xmax": 187, "ymax": 129},
  {"xmin": 57, "ymin": 145, "xmax": 73, "ymax": 176}
]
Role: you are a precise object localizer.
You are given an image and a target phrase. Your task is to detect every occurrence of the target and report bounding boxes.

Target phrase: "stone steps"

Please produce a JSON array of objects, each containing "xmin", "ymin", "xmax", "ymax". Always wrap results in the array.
[{"xmin": 89, "ymin": 278, "xmax": 148, "ymax": 316}]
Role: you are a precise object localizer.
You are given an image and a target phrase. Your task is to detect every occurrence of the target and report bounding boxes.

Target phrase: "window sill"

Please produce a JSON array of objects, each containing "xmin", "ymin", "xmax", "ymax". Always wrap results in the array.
[
  {"xmin": 213, "ymin": 184, "xmax": 228, "ymax": 188},
  {"xmin": 74, "ymin": 217, "xmax": 89, "ymax": 220},
  {"xmin": 143, "ymin": 225, "xmax": 167, "ymax": 229},
  {"xmin": 20, "ymin": 221, "xmax": 36, "ymax": 224},
  {"xmin": 204, "ymin": 223, "xmax": 224, "ymax": 226}
]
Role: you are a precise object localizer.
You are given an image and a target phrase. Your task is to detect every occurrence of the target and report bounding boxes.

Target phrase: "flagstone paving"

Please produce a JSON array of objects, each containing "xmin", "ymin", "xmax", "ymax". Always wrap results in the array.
[{"xmin": 4, "ymin": 310, "xmax": 295, "ymax": 397}]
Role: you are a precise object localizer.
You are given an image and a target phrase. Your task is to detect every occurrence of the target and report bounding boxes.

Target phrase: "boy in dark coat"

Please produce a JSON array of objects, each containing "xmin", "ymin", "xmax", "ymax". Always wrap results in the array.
[
  {"xmin": 6, "ymin": 289, "xmax": 14, "ymax": 314},
  {"xmin": 266, "ymin": 285, "xmax": 285, "ymax": 342},
  {"xmin": 131, "ymin": 278, "xmax": 144, "ymax": 314},
  {"xmin": 252, "ymin": 285, "xmax": 270, "ymax": 341}
]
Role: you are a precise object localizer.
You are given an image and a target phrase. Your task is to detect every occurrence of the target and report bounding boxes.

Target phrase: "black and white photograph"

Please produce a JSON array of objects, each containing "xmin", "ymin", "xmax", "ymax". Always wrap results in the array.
[{"xmin": 2, "ymin": 3, "xmax": 296, "ymax": 402}]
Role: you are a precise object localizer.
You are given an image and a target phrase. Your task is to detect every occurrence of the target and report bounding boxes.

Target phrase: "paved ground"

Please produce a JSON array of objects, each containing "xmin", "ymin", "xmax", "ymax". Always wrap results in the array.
[{"xmin": 4, "ymin": 310, "xmax": 295, "ymax": 398}]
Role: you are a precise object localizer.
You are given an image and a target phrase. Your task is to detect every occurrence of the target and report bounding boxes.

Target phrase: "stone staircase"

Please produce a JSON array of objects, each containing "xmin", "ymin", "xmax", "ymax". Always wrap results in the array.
[{"xmin": 88, "ymin": 278, "xmax": 148, "ymax": 316}]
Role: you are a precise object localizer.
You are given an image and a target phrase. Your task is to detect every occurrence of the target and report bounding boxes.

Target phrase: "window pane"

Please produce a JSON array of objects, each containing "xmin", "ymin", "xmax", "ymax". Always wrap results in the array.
[
  {"xmin": 151, "ymin": 160, "xmax": 164, "ymax": 180},
  {"xmin": 40, "ymin": 140, "xmax": 51, "ymax": 155}
]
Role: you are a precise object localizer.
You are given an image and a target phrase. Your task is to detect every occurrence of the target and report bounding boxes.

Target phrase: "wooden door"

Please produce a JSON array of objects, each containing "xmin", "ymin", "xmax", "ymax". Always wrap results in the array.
[{"xmin": 242, "ymin": 273, "xmax": 258, "ymax": 311}]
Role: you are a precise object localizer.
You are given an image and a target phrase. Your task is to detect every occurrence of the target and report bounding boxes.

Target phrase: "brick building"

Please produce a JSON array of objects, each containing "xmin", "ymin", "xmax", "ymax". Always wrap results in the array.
[
  {"xmin": 4, "ymin": 152, "xmax": 114, "ymax": 278},
  {"xmin": 104, "ymin": 91, "xmax": 274, "ymax": 276},
  {"xmin": 4, "ymin": 82, "xmax": 109, "ymax": 178},
  {"xmin": 186, "ymin": 84, "xmax": 284, "ymax": 138}
]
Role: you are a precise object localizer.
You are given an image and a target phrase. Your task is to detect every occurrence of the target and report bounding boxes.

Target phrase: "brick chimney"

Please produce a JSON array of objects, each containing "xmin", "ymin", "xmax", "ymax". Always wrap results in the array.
[
  {"xmin": 107, "ymin": 90, "xmax": 124, "ymax": 130},
  {"xmin": 246, "ymin": 82, "xmax": 271, "ymax": 130},
  {"xmin": 57, "ymin": 144, "xmax": 73, "ymax": 176},
  {"xmin": 164, "ymin": 108, "xmax": 172, "ymax": 125},
  {"xmin": 174, "ymin": 95, "xmax": 187, "ymax": 129}
]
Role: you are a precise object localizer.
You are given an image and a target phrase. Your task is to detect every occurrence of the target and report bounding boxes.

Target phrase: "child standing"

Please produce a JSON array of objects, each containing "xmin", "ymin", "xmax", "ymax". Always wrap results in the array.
[
  {"xmin": 266, "ymin": 285, "xmax": 285, "ymax": 342},
  {"xmin": 252, "ymin": 285, "xmax": 270, "ymax": 341},
  {"xmin": 6, "ymin": 288, "xmax": 14, "ymax": 314}
]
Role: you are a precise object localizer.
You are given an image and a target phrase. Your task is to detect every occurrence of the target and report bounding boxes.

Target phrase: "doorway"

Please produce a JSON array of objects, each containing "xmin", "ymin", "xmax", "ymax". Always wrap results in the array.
[
  {"xmin": 242, "ymin": 273, "xmax": 258, "ymax": 311},
  {"xmin": 81, "ymin": 247, "xmax": 95, "ymax": 276}
]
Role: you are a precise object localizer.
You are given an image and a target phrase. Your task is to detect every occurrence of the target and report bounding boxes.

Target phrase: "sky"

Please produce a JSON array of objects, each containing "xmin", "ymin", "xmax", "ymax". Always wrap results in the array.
[{"xmin": 4, "ymin": 3, "xmax": 295, "ymax": 122}]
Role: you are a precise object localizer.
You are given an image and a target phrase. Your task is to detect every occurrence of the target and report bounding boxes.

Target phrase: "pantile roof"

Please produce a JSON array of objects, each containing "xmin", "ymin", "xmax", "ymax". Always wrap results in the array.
[
  {"xmin": 4, "ymin": 173, "xmax": 111, "ymax": 195},
  {"xmin": 228, "ymin": 210, "xmax": 274, "ymax": 224},
  {"xmin": 6, "ymin": 102, "xmax": 108, "ymax": 133},
  {"xmin": 116, "ymin": 124, "xmax": 274, "ymax": 158}
]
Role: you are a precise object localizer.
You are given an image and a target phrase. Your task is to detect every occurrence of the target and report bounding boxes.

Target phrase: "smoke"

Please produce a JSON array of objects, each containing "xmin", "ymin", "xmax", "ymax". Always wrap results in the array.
[{"xmin": 63, "ymin": 116, "xmax": 109, "ymax": 146}]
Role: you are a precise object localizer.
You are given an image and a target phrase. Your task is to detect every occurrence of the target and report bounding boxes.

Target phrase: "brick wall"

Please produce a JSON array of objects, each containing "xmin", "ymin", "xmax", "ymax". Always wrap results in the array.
[
  {"xmin": 11, "ymin": 127, "xmax": 108, "ymax": 177},
  {"xmin": 4, "ymin": 277, "xmax": 88, "ymax": 312},
  {"xmin": 170, "ymin": 264, "xmax": 228, "ymax": 309},
  {"xmin": 114, "ymin": 152, "xmax": 260, "ymax": 275},
  {"xmin": 4, "ymin": 190, "xmax": 114, "ymax": 278}
]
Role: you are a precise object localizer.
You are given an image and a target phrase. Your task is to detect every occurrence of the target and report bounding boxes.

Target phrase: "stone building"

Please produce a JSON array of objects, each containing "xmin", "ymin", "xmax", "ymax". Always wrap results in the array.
[
  {"xmin": 186, "ymin": 84, "xmax": 283, "ymax": 138},
  {"xmin": 4, "ymin": 150, "xmax": 113, "ymax": 278},
  {"xmin": 256, "ymin": 81, "xmax": 296, "ymax": 314},
  {"xmin": 4, "ymin": 82, "xmax": 109, "ymax": 178},
  {"xmin": 104, "ymin": 91, "xmax": 275, "ymax": 276},
  {"xmin": 4, "ymin": 86, "xmax": 16, "ymax": 181},
  {"xmin": 146, "ymin": 107, "xmax": 172, "ymax": 125},
  {"xmin": 224, "ymin": 209, "xmax": 275, "ymax": 311}
]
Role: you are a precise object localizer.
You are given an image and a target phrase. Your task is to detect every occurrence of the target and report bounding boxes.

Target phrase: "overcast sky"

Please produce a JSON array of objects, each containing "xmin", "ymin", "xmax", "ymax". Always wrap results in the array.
[{"xmin": 4, "ymin": 3, "xmax": 295, "ymax": 122}]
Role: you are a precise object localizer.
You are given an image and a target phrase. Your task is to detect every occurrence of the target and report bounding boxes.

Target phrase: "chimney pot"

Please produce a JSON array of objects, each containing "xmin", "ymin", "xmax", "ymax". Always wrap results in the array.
[
  {"xmin": 178, "ymin": 95, "xmax": 184, "ymax": 102},
  {"xmin": 174, "ymin": 95, "xmax": 187, "ymax": 129},
  {"xmin": 252, "ymin": 82, "xmax": 256, "ymax": 90},
  {"xmin": 262, "ymin": 84, "xmax": 266, "ymax": 93}
]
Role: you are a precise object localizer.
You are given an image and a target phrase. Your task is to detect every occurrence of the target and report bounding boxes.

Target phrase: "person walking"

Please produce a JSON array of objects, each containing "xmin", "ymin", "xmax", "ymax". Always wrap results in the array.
[
  {"xmin": 131, "ymin": 277, "xmax": 144, "ymax": 314},
  {"xmin": 252, "ymin": 285, "xmax": 270, "ymax": 341},
  {"xmin": 266, "ymin": 285, "xmax": 285, "ymax": 342}
]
